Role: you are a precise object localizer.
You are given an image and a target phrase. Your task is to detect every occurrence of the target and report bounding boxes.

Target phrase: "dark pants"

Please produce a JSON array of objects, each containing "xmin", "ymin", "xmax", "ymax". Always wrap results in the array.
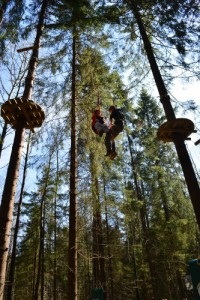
[{"xmin": 105, "ymin": 124, "xmax": 123, "ymax": 153}]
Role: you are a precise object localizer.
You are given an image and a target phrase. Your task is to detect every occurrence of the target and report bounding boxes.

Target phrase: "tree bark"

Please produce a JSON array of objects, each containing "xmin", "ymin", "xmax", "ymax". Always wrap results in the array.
[{"xmin": 0, "ymin": 125, "xmax": 25, "ymax": 299}]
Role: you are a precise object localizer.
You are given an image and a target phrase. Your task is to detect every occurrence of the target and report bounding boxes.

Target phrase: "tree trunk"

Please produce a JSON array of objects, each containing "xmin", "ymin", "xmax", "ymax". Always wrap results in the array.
[
  {"xmin": 0, "ymin": 125, "xmax": 25, "ymax": 299},
  {"xmin": 92, "ymin": 208, "xmax": 106, "ymax": 290},
  {"xmin": 90, "ymin": 154, "xmax": 106, "ymax": 294},
  {"xmin": 6, "ymin": 132, "xmax": 31, "ymax": 300},
  {"xmin": 34, "ymin": 154, "xmax": 52, "ymax": 300},
  {"xmin": 22, "ymin": 0, "xmax": 47, "ymax": 102},
  {"xmin": 131, "ymin": 2, "xmax": 200, "ymax": 230},
  {"xmin": 68, "ymin": 33, "xmax": 78, "ymax": 300},
  {"xmin": 31, "ymin": 248, "xmax": 38, "ymax": 300},
  {"xmin": 53, "ymin": 149, "xmax": 59, "ymax": 300},
  {"xmin": 34, "ymin": 197, "xmax": 45, "ymax": 300},
  {"xmin": 104, "ymin": 199, "xmax": 115, "ymax": 300}
]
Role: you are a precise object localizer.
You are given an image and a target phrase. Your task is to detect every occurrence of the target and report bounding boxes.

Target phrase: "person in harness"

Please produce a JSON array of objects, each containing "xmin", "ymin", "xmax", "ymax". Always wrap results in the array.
[
  {"xmin": 91, "ymin": 109, "xmax": 109, "ymax": 137},
  {"xmin": 105, "ymin": 106, "xmax": 124, "ymax": 158}
]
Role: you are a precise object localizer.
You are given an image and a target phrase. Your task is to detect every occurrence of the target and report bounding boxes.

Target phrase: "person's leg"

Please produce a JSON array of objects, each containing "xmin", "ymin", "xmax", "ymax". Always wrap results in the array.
[
  {"xmin": 105, "ymin": 124, "xmax": 123, "ymax": 156},
  {"xmin": 111, "ymin": 140, "xmax": 115, "ymax": 152},
  {"xmin": 110, "ymin": 126, "xmax": 118, "ymax": 154},
  {"xmin": 105, "ymin": 131, "xmax": 112, "ymax": 155}
]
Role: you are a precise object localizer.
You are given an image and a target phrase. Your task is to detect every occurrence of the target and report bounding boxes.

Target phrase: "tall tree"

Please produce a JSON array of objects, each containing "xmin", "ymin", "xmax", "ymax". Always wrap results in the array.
[
  {"xmin": 0, "ymin": 0, "xmax": 47, "ymax": 297},
  {"xmin": 67, "ymin": 31, "xmax": 78, "ymax": 299}
]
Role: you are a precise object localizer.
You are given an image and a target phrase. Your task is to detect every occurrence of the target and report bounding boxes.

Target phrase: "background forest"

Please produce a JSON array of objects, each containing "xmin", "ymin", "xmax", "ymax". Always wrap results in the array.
[{"xmin": 0, "ymin": 0, "xmax": 200, "ymax": 299}]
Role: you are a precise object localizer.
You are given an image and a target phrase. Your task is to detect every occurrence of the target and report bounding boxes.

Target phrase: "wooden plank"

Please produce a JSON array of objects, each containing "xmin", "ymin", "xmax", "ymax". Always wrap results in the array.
[
  {"xmin": 194, "ymin": 139, "xmax": 200, "ymax": 146},
  {"xmin": 17, "ymin": 45, "xmax": 39, "ymax": 52}
]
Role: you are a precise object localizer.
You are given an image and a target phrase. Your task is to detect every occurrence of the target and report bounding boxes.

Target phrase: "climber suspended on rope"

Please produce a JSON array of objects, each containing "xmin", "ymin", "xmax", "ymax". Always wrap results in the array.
[
  {"xmin": 105, "ymin": 106, "xmax": 124, "ymax": 159},
  {"xmin": 91, "ymin": 109, "xmax": 109, "ymax": 137}
]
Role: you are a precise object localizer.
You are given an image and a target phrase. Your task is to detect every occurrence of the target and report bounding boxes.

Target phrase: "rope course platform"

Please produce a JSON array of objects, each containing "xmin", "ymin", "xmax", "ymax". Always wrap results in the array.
[
  {"xmin": 1, "ymin": 97, "xmax": 45, "ymax": 132},
  {"xmin": 157, "ymin": 118, "xmax": 196, "ymax": 142}
]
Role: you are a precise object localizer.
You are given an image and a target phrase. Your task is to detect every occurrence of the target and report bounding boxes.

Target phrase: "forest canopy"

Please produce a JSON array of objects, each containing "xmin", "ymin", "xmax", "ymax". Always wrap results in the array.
[{"xmin": 0, "ymin": 0, "xmax": 200, "ymax": 299}]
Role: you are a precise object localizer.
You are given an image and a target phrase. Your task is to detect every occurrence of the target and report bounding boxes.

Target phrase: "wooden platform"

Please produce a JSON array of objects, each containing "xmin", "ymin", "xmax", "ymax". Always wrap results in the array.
[
  {"xmin": 1, "ymin": 98, "xmax": 45, "ymax": 132},
  {"xmin": 157, "ymin": 118, "xmax": 195, "ymax": 142}
]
